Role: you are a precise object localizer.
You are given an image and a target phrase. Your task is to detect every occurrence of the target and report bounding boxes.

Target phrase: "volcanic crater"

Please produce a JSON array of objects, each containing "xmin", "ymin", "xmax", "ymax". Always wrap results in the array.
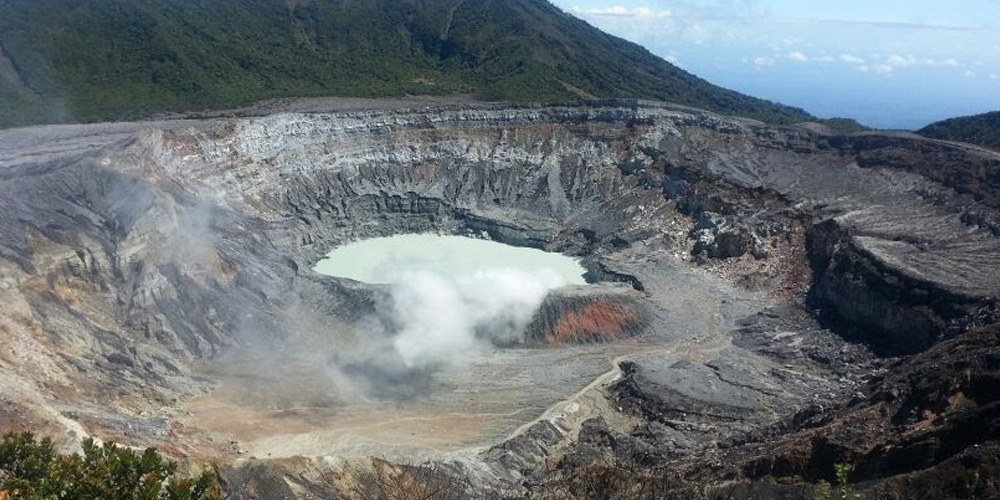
[{"xmin": 1, "ymin": 99, "xmax": 999, "ymax": 497}]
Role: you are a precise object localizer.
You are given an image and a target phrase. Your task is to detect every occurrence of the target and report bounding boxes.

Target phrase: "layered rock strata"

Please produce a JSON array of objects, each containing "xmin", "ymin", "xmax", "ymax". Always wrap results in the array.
[{"xmin": 0, "ymin": 100, "xmax": 997, "ymax": 496}]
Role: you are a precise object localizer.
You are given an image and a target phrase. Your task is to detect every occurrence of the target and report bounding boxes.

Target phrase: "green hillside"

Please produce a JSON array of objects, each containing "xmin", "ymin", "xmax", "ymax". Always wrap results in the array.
[
  {"xmin": 0, "ymin": 0, "xmax": 815, "ymax": 128},
  {"xmin": 919, "ymin": 111, "xmax": 1000, "ymax": 151}
]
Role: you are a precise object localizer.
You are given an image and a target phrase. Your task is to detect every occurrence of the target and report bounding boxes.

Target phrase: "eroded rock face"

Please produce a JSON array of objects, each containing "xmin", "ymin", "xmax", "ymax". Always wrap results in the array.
[
  {"xmin": 655, "ymin": 122, "xmax": 1000, "ymax": 355},
  {"xmin": 1, "ymin": 101, "xmax": 998, "ymax": 495},
  {"xmin": 522, "ymin": 284, "xmax": 647, "ymax": 345}
]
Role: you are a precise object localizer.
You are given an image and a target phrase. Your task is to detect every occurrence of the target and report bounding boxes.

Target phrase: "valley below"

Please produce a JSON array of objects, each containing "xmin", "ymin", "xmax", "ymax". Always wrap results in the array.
[{"xmin": 1, "ymin": 99, "xmax": 998, "ymax": 498}]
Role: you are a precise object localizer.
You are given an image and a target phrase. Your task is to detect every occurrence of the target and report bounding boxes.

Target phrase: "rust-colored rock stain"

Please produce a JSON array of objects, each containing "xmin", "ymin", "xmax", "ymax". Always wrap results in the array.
[{"xmin": 544, "ymin": 300, "xmax": 636, "ymax": 344}]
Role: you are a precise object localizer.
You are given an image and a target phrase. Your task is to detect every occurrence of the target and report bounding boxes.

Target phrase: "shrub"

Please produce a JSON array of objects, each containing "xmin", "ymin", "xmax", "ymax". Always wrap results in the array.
[{"xmin": 0, "ymin": 432, "xmax": 219, "ymax": 500}]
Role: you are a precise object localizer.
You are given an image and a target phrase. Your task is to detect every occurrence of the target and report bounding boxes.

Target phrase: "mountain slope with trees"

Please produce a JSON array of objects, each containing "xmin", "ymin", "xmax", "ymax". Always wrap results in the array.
[
  {"xmin": 919, "ymin": 110, "xmax": 1000, "ymax": 151},
  {"xmin": 0, "ymin": 0, "xmax": 817, "ymax": 127}
]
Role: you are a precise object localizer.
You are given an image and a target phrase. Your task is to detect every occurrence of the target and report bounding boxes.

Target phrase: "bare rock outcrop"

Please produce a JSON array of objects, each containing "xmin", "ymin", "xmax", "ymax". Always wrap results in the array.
[
  {"xmin": 522, "ymin": 284, "xmax": 647, "ymax": 345},
  {"xmin": 0, "ymin": 100, "xmax": 998, "ymax": 497}
]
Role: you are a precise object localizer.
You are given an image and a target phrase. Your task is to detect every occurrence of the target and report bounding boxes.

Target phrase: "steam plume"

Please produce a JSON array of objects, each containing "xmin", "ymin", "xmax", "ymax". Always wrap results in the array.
[{"xmin": 389, "ymin": 267, "xmax": 566, "ymax": 367}]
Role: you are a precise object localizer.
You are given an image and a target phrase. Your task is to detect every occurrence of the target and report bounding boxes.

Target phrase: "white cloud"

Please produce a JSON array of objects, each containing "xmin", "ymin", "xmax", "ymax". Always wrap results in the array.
[
  {"xmin": 859, "ymin": 64, "xmax": 894, "ymax": 75},
  {"xmin": 753, "ymin": 56, "xmax": 776, "ymax": 67},
  {"xmin": 886, "ymin": 54, "xmax": 918, "ymax": 67},
  {"xmin": 852, "ymin": 55, "xmax": 973, "ymax": 77},
  {"xmin": 930, "ymin": 58, "xmax": 963, "ymax": 69},
  {"xmin": 571, "ymin": 5, "xmax": 671, "ymax": 19},
  {"xmin": 885, "ymin": 55, "xmax": 974, "ymax": 73},
  {"xmin": 874, "ymin": 55, "xmax": 971, "ymax": 72},
  {"xmin": 839, "ymin": 54, "xmax": 866, "ymax": 64},
  {"xmin": 991, "ymin": 74, "xmax": 999, "ymax": 80},
  {"xmin": 788, "ymin": 51, "xmax": 808, "ymax": 62},
  {"xmin": 920, "ymin": 58, "xmax": 961, "ymax": 68}
]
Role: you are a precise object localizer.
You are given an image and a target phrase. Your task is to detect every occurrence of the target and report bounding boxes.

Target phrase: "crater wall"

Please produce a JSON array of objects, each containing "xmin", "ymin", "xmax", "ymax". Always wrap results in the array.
[{"xmin": 1, "ymin": 102, "xmax": 998, "ymax": 488}]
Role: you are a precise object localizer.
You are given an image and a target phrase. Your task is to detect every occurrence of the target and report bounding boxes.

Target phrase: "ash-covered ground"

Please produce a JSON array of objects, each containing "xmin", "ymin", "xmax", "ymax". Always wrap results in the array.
[{"xmin": 1, "ymin": 99, "xmax": 998, "ymax": 498}]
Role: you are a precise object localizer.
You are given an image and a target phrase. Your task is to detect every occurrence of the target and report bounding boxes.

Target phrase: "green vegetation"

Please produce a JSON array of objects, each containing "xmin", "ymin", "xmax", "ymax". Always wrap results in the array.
[
  {"xmin": 821, "ymin": 117, "xmax": 869, "ymax": 134},
  {"xmin": 0, "ymin": 432, "xmax": 220, "ymax": 499},
  {"xmin": 918, "ymin": 110, "xmax": 1000, "ymax": 151},
  {"xmin": 815, "ymin": 462, "xmax": 854, "ymax": 500},
  {"xmin": 0, "ymin": 0, "xmax": 816, "ymax": 128}
]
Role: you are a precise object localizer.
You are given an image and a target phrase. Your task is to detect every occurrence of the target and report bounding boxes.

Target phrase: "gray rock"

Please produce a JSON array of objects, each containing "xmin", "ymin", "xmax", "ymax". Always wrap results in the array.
[{"xmin": 1, "ymin": 101, "xmax": 998, "ymax": 496}]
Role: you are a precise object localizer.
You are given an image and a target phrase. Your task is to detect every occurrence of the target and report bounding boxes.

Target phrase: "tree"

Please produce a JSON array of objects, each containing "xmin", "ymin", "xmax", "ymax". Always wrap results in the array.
[{"xmin": 0, "ymin": 432, "xmax": 220, "ymax": 500}]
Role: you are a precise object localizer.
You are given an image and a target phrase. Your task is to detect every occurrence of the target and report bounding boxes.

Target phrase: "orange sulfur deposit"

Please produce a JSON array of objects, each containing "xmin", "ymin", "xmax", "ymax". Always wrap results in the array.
[{"xmin": 543, "ymin": 300, "xmax": 639, "ymax": 344}]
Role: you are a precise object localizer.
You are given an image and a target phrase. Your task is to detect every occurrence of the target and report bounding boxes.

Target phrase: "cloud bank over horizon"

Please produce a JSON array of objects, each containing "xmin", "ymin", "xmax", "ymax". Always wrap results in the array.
[{"xmin": 558, "ymin": 1, "xmax": 1000, "ymax": 129}]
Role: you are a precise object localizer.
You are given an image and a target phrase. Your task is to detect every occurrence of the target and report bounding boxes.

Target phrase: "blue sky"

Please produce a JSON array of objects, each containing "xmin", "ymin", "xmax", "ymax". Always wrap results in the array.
[{"xmin": 549, "ymin": 0, "xmax": 1000, "ymax": 129}]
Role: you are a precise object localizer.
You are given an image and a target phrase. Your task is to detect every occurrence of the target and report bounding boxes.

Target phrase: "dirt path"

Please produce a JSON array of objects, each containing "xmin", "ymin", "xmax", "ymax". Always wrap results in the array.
[
  {"xmin": 504, "ymin": 351, "xmax": 635, "ymax": 442},
  {"xmin": 502, "ymin": 303, "xmax": 733, "ymax": 448}
]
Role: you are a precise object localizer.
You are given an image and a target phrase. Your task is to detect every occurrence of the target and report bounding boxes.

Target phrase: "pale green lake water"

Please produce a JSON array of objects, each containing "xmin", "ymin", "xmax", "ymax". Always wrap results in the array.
[{"xmin": 313, "ymin": 234, "xmax": 587, "ymax": 285}]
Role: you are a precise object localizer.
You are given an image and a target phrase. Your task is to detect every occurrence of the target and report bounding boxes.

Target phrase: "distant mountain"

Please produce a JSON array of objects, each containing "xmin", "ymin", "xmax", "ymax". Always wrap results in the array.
[
  {"xmin": 0, "ymin": 0, "xmax": 816, "ymax": 128},
  {"xmin": 919, "ymin": 111, "xmax": 1000, "ymax": 151}
]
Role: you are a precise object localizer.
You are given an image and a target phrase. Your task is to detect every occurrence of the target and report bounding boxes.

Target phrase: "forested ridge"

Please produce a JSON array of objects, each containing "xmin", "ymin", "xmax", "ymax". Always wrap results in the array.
[{"xmin": 0, "ymin": 0, "xmax": 817, "ymax": 127}]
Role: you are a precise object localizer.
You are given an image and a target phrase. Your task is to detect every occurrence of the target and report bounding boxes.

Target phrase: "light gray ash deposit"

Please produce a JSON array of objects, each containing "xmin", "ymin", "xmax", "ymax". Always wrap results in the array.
[{"xmin": 1, "ymin": 99, "xmax": 998, "ymax": 497}]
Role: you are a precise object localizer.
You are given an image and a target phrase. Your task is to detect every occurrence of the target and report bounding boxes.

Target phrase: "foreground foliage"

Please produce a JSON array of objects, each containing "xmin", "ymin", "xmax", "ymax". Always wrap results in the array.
[{"xmin": 0, "ymin": 432, "xmax": 219, "ymax": 499}]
